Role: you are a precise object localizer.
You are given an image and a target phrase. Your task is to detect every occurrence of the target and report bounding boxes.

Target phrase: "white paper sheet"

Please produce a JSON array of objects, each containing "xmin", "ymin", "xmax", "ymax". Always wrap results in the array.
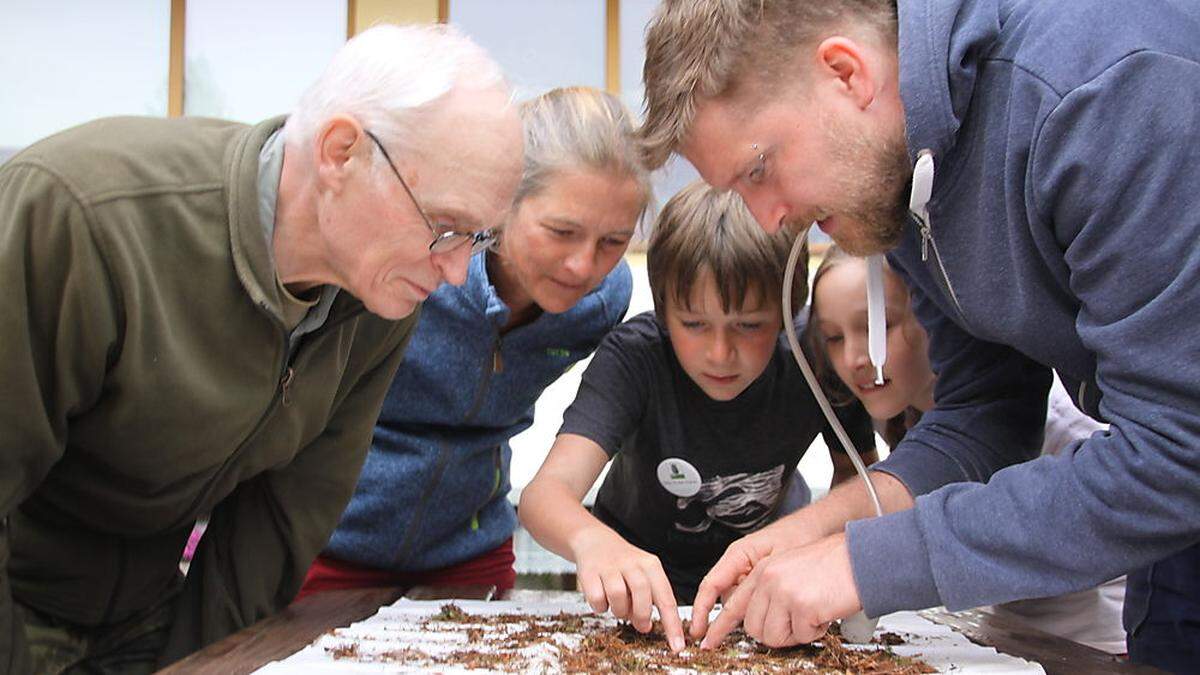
[{"xmin": 256, "ymin": 598, "xmax": 1044, "ymax": 674}]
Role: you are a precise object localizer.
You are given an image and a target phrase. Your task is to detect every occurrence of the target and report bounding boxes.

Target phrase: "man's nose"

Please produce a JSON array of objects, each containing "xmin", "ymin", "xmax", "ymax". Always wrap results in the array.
[
  {"xmin": 434, "ymin": 245, "xmax": 472, "ymax": 287},
  {"xmin": 742, "ymin": 192, "xmax": 788, "ymax": 235}
]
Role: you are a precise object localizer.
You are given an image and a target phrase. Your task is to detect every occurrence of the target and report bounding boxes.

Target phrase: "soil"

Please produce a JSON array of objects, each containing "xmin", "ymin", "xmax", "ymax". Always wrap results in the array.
[{"xmin": 324, "ymin": 603, "xmax": 936, "ymax": 673}]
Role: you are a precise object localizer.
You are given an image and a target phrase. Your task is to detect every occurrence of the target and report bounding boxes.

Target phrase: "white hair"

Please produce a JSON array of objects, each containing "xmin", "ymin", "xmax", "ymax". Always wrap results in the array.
[{"xmin": 284, "ymin": 23, "xmax": 507, "ymax": 158}]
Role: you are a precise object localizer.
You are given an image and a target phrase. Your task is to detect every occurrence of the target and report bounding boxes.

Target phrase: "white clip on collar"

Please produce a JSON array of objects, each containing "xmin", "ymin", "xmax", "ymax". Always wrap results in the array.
[
  {"xmin": 910, "ymin": 149, "xmax": 935, "ymax": 219},
  {"xmin": 864, "ymin": 150, "xmax": 935, "ymax": 388}
]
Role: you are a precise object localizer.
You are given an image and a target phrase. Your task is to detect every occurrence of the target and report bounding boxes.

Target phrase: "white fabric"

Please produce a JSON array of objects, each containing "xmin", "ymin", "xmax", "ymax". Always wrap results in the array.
[{"xmin": 990, "ymin": 376, "xmax": 1127, "ymax": 654}]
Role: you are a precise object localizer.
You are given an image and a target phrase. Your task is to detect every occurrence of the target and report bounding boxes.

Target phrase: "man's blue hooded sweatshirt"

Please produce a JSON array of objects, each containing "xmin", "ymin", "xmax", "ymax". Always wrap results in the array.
[
  {"xmin": 847, "ymin": 0, "xmax": 1200, "ymax": 618},
  {"xmin": 324, "ymin": 252, "xmax": 631, "ymax": 571}
]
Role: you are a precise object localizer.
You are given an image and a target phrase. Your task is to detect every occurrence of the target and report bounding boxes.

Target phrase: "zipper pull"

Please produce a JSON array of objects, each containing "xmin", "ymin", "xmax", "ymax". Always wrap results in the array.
[
  {"xmin": 492, "ymin": 339, "xmax": 504, "ymax": 373},
  {"xmin": 909, "ymin": 149, "xmax": 935, "ymax": 262},
  {"xmin": 280, "ymin": 367, "xmax": 295, "ymax": 407}
]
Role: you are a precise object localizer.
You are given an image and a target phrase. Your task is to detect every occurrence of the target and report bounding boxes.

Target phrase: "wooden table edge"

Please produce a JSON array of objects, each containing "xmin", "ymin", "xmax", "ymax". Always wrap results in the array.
[{"xmin": 157, "ymin": 586, "xmax": 406, "ymax": 674}]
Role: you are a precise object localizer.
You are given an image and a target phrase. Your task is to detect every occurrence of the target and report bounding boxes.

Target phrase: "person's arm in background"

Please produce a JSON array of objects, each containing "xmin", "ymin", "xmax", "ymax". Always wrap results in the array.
[
  {"xmin": 848, "ymin": 52, "xmax": 1200, "ymax": 619},
  {"xmin": 0, "ymin": 164, "xmax": 120, "ymax": 673},
  {"xmin": 158, "ymin": 317, "xmax": 418, "ymax": 666}
]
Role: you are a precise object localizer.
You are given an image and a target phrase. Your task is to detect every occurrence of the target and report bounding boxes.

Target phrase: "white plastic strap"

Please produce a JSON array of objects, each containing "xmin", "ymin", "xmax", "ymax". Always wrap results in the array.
[{"xmin": 866, "ymin": 255, "xmax": 887, "ymax": 386}]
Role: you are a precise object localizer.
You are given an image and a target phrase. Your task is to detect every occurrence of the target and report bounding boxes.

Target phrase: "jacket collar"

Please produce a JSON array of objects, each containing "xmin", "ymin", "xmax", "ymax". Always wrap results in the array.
[
  {"xmin": 898, "ymin": 0, "xmax": 1002, "ymax": 163},
  {"xmin": 471, "ymin": 250, "xmax": 515, "ymax": 327},
  {"xmin": 228, "ymin": 115, "xmax": 290, "ymax": 321},
  {"xmin": 466, "ymin": 250, "xmax": 610, "ymax": 332}
]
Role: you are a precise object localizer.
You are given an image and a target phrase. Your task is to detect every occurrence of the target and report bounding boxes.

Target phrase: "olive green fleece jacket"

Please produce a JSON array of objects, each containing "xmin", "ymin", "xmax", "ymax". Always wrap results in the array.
[{"xmin": 0, "ymin": 116, "xmax": 419, "ymax": 670}]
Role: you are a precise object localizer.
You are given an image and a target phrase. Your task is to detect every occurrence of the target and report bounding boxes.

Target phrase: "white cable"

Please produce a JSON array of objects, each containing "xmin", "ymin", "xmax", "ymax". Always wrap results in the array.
[
  {"xmin": 782, "ymin": 225, "xmax": 882, "ymax": 643},
  {"xmin": 782, "ymin": 226, "xmax": 883, "ymax": 517}
]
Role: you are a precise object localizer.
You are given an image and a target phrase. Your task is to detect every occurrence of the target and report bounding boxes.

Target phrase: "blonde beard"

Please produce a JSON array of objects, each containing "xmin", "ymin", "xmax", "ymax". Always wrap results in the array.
[{"xmin": 818, "ymin": 110, "xmax": 911, "ymax": 256}]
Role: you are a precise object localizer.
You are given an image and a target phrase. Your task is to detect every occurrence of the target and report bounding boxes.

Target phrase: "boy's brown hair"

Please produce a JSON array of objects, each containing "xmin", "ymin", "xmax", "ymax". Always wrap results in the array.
[{"xmin": 648, "ymin": 181, "xmax": 807, "ymax": 323}]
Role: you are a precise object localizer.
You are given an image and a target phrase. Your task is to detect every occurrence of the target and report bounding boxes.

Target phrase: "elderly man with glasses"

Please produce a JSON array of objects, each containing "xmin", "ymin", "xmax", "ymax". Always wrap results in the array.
[{"xmin": 0, "ymin": 24, "xmax": 521, "ymax": 673}]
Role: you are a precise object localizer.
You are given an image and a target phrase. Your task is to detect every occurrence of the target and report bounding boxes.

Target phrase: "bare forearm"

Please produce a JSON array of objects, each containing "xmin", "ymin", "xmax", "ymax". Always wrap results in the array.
[
  {"xmin": 519, "ymin": 480, "xmax": 616, "ymax": 563},
  {"xmin": 775, "ymin": 470, "xmax": 914, "ymax": 546}
]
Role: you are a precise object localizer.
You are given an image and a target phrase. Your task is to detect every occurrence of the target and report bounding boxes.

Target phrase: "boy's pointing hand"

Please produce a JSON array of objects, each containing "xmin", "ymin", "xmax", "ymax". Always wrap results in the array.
[{"xmin": 573, "ymin": 528, "xmax": 687, "ymax": 652}]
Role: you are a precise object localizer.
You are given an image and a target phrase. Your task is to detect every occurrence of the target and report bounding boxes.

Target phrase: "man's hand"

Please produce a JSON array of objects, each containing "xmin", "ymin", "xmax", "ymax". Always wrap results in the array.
[
  {"xmin": 699, "ymin": 532, "xmax": 863, "ymax": 649},
  {"xmin": 688, "ymin": 515, "xmax": 819, "ymax": 640},
  {"xmin": 572, "ymin": 529, "xmax": 686, "ymax": 653}
]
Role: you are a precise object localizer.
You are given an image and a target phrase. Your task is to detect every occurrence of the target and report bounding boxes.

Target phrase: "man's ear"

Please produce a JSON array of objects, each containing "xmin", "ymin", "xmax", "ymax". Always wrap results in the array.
[
  {"xmin": 314, "ymin": 114, "xmax": 367, "ymax": 192},
  {"xmin": 814, "ymin": 36, "xmax": 877, "ymax": 110}
]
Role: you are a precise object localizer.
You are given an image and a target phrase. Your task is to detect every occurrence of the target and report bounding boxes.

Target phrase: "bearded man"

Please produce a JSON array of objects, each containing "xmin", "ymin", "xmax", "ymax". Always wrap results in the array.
[{"xmin": 640, "ymin": 1, "xmax": 1200, "ymax": 671}]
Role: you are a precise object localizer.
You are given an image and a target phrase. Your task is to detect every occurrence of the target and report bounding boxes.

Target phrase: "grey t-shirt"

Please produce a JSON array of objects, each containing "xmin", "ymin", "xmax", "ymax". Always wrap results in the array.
[{"xmin": 558, "ymin": 312, "xmax": 875, "ymax": 602}]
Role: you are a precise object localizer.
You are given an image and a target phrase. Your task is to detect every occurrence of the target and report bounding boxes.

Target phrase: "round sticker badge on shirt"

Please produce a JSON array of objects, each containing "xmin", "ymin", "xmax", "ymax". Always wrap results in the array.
[{"xmin": 656, "ymin": 458, "xmax": 702, "ymax": 497}]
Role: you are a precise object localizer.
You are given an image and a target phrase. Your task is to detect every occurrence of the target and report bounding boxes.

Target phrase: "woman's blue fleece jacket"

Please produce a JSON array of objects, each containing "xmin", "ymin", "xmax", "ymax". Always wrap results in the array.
[
  {"xmin": 324, "ymin": 252, "xmax": 631, "ymax": 571},
  {"xmin": 847, "ymin": 0, "xmax": 1200, "ymax": 617}
]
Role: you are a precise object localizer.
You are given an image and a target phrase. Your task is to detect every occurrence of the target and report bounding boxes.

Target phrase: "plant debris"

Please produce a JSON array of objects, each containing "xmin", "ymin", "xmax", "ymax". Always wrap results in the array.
[
  {"xmin": 325, "ymin": 603, "xmax": 936, "ymax": 673},
  {"xmin": 324, "ymin": 642, "xmax": 359, "ymax": 659},
  {"xmin": 431, "ymin": 602, "xmax": 471, "ymax": 622}
]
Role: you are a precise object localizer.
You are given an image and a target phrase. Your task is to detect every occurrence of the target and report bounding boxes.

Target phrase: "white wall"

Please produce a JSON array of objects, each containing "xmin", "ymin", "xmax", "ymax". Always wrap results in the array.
[
  {"xmin": 0, "ymin": 0, "xmax": 170, "ymax": 148},
  {"xmin": 450, "ymin": 0, "xmax": 606, "ymax": 102},
  {"xmin": 184, "ymin": 0, "xmax": 346, "ymax": 122}
]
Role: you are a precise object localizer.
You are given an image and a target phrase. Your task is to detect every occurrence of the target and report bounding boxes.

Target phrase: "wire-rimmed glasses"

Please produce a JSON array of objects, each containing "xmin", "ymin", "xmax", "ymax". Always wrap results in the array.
[{"xmin": 365, "ymin": 130, "xmax": 495, "ymax": 255}]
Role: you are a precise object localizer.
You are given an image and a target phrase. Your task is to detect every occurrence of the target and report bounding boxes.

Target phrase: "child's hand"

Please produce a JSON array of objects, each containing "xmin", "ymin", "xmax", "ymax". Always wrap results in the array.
[{"xmin": 572, "ymin": 528, "xmax": 686, "ymax": 653}]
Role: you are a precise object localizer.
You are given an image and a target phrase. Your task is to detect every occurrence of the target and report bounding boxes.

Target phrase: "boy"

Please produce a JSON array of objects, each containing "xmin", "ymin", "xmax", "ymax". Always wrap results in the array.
[{"xmin": 518, "ymin": 182, "xmax": 875, "ymax": 652}]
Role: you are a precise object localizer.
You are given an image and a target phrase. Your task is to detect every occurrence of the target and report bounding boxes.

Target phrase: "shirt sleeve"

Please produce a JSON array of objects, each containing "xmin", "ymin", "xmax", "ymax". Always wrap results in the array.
[
  {"xmin": 0, "ymin": 163, "xmax": 120, "ymax": 674},
  {"xmin": 848, "ymin": 52, "xmax": 1200, "ymax": 617},
  {"xmin": 557, "ymin": 318, "xmax": 656, "ymax": 457},
  {"xmin": 157, "ymin": 316, "xmax": 418, "ymax": 665}
]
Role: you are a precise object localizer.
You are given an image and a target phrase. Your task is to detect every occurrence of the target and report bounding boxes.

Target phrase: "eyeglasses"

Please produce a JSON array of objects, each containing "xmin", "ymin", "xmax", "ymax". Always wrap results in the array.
[{"xmin": 365, "ymin": 130, "xmax": 496, "ymax": 255}]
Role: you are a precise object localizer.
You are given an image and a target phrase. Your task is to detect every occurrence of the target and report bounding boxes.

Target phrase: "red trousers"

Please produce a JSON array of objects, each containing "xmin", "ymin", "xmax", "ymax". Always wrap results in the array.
[{"xmin": 296, "ymin": 537, "xmax": 516, "ymax": 602}]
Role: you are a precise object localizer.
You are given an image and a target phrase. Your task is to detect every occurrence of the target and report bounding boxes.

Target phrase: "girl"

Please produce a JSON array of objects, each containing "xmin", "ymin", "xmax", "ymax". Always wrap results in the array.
[{"xmin": 807, "ymin": 245, "xmax": 1126, "ymax": 655}]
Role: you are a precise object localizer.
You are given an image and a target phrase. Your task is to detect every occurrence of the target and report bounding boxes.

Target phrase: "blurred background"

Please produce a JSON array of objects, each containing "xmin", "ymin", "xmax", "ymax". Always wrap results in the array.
[
  {"xmin": 1, "ymin": 0, "xmax": 709, "ymax": 204},
  {"xmin": 2, "ymin": 0, "xmax": 853, "ymax": 581}
]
